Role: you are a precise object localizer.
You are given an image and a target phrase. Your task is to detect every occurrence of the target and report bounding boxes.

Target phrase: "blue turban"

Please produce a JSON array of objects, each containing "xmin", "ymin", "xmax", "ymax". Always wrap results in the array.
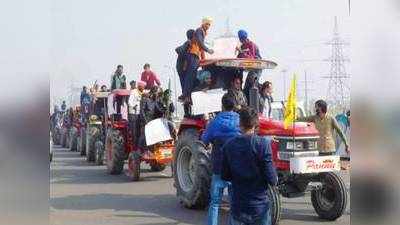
[{"xmin": 238, "ymin": 29, "xmax": 248, "ymax": 41}]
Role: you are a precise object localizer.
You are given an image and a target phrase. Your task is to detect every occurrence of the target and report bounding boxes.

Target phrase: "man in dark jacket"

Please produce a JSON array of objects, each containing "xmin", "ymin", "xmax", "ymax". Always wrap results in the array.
[
  {"xmin": 80, "ymin": 86, "xmax": 92, "ymax": 122},
  {"xmin": 225, "ymin": 77, "xmax": 247, "ymax": 112},
  {"xmin": 176, "ymin": 29, "xmax": 195, "ymax": 99},
  {"xmin": 202, "ymin": 95, "xmax": 241, "ymax": 225},
  {"xmin": 222, "ymin": 107, "xmax": 278, "ymax": 225},
  {"xmin": 183, "ymin": 17, "xmax": 214, "ymax": 101},
  {"xmin": 111, "ymin": 65, "xmax": 127, "ymax": 90}
]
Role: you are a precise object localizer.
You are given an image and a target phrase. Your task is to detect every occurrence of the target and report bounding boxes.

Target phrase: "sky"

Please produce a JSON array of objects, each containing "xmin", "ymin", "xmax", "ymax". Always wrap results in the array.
[{"xmin": 49, "ymin": 0, "xmax": 353, "ymax": 107}]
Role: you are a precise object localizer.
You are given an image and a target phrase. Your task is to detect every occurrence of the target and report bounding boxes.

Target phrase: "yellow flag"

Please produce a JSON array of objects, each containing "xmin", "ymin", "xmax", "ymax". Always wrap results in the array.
[{"xmin": 284, "ymin": 75, "xmax": 297, "ymax": 129}]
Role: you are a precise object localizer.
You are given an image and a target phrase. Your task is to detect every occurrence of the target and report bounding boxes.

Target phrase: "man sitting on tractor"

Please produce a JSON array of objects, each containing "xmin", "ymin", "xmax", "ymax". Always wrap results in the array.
[
  {"xmin": 129, "ymin": 80, "xmax": 146, "ymax": 146},
  {"xmin": 193, "ymin": 70, "xmax": 213, "ymax": 92},
  {"xmin": 225, "ymin": 77, "xmax": 247, "ymax": 112},
  {"xmin": 80, "ymin": 86, "xmax": 92, "ymax": 123}
]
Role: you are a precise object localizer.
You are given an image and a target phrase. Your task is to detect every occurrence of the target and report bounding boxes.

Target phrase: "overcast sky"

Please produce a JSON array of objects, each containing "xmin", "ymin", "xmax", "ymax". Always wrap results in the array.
[{"xmin": 48, "ymin": 0, "xmax": 355, "ymax": 106}]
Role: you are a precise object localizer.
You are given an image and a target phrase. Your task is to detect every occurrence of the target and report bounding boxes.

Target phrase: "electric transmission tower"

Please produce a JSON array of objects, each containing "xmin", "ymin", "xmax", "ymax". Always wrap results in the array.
[{"xmin": 323, "ymin": 16, "xmax": 350, "ymax": 113}]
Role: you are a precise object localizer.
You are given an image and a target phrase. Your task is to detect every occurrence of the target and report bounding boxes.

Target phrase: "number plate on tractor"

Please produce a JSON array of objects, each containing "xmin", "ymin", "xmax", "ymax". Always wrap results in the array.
[{"xmin": 290, "ymin": 155, "xmax": 340, "ymax": 174}]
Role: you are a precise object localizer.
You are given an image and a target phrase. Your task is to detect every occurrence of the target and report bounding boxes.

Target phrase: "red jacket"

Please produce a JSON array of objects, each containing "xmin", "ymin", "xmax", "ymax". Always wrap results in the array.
[
  {"xmin": 237, "ymin": 40, "xmax": 261, "ymax": 59},
  {"xmin": 140, "ymin": 70, "xmax": 161, "ymax": 89}
]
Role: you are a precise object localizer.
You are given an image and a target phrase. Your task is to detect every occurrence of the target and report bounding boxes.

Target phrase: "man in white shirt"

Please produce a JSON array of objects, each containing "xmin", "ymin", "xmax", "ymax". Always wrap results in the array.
[{"xmin": 128, "ymin": 80, "xmax": 146, "ymax": 145}]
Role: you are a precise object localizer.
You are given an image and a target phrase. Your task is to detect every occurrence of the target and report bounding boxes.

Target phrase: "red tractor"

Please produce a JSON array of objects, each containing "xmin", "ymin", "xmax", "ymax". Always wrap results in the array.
[
  {"xmin": 173, "ymin": 58, "xmax": 348, "ymax": 225},
  {"xmin": 105, "ymin": 89, "xmax": 175, "ymax": 181}
]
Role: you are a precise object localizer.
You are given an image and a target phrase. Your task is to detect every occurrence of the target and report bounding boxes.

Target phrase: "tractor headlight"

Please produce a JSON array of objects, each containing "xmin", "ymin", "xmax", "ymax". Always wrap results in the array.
[{"xmin": 286, "ymin": 141, "xmax": 304, "ymax": 150}]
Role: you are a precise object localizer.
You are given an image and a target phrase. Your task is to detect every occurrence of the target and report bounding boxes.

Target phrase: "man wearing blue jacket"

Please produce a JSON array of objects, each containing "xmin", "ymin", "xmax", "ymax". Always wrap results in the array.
[
  {"xmin": 222, "ymin": 107, "xmax": 278, "ymax": 225},
  {"xmin": 202, "ymin": 94, "xmax": 241, "ymax": 225}
]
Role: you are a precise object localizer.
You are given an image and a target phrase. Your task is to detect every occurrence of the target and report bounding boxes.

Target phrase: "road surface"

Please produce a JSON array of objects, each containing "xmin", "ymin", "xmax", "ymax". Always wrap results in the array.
[{"xmin": 50, "ymin": 146, "xmax": 350, "ymax": 225}]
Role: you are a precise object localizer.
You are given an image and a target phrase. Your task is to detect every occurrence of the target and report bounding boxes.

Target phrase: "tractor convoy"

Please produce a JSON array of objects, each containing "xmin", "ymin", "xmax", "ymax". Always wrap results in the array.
[{"xmin": 50, "ymin": 58, "xmax": 348, "ymax": 224}]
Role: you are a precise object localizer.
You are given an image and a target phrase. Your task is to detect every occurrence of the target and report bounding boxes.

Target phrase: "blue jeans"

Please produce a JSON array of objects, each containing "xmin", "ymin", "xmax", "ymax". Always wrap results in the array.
[
  {"xmin": 207, "ymin": 174, "xmax": 232, "ymax": 225},
  {"xmin": 182, "ymin": 53, "xmax": 199, "ymax": 97},
  {"xmin": 228, "ymin": 207, "xmax": 271, "ymax": 225}
]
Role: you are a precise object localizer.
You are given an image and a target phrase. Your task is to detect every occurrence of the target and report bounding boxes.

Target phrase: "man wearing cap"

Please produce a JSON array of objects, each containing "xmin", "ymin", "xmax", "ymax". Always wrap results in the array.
[
  {"xmin": 202, "ymin": 94, "xmax": 241, "ymax": 225},
  {"xmin": 182, "ymin": 17, "xmax": 215, "ymax": 101}
]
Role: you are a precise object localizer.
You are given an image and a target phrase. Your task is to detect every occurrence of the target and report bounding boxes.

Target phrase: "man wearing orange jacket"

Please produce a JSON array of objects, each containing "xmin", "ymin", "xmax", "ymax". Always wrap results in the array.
[{"xmin": 182, "ymin": 17, "xmax": 214, "ymax": 102}]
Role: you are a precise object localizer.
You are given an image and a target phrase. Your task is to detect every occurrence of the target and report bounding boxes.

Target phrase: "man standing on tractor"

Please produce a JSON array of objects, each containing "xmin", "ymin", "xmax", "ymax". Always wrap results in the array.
[
  {"xmin": 111, "ymin": 65, "xmax": 127, "ymax": 90},
  {"xmin": 222, "ymin": 107, "xmax": 278, "ymax": 225},
  {"xmin": 128, "ymin": 80, "xmax": 145, "ymax": 146},
  {"xmin": 202, "ymin": 95, "xmax": 241, "ymax": 225},
  {"xmin": 236, "ymin": 30, "xmax": 263, "ymax": 103},
  {"xmin": 80, "ymin": 86, "xmax": 92, "ymax": 122},
  {"xmin": 176, "ymin": 29, "xmax": 195, "ymax": 100},
  {"xmin": 225, "ymin": 77, "xmax": 247, "ymax": 112},
  {"xmin": 141, "ymin": 63, "xmax": 161, "ymax": 90},
  {"xmin": 297, "ymin": 100, "xmax": 350, "ymax": 155},
  {"xmin": 182, "ymin": 17, "xmax": 214, "ymax": 102}
]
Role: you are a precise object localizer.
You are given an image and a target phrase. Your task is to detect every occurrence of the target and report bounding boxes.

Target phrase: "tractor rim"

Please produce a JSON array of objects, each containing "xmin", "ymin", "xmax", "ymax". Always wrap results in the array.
[
  {"xmin": 316, "ymin": 178, "xmax": 335, "ymax": 210},
  {"xmin": 177, "ymin": 146, "xmax": 195, "ymax": 192}
]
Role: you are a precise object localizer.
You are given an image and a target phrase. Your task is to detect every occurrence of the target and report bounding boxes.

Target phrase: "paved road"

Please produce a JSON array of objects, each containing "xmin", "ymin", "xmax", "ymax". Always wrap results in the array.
[{"xmin": 50, "ymin": 146, "xmax": 350, "ymax": 225}]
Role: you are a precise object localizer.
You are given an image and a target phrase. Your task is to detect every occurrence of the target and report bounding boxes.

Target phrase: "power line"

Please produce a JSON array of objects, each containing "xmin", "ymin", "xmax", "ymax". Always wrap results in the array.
[{"xmin": 322, "ymin": 16, "xmax": 350, "ymax": 112}]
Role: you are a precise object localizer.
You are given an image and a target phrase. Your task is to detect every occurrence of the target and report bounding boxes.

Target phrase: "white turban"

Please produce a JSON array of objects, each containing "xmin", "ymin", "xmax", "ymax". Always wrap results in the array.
[{"xmin": 202, "ymin": 16, "xmax": 213, "ymax": 25}]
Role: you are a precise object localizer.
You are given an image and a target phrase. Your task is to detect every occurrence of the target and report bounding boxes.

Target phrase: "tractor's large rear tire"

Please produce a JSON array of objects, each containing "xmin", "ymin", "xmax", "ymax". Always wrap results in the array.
[
  {"xmin": 105, "ymin": 129, "xmax": 125, "ymax": 174},
  {"xmin": 311, "ymin": 172, "xmax": 348, "ymax": 221},
  {"xmin": 79, "ymin": 127, "xmax": 86, "ymax": 156},
  {"xmin": 69, "ymin": 127, "xmax": 78, "ymax": 151},
  {"xmin": 267, "ymin": 185, "xmax": 282, "ymax": 225},
  {"xmin": 86, "ymin": 126, "xmax": 100, "ymax": 162},
  {"xmin": 95, "ymin": 140, "xmax": 104, "ymax": 165},
  {"xmin": 173, "ymin": 128, "xmax": 211, "ymax": 209}
]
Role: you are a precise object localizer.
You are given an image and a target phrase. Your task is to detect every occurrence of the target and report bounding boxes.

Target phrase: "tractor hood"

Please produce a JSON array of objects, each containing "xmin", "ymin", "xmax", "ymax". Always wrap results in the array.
[{"xmin": 258, "ymin": 116, "xmax": 319, "ymax": 137}]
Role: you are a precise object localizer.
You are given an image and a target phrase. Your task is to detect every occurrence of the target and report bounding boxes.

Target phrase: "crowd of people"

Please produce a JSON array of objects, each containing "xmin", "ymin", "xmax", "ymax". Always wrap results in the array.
[{"xmin": 51, "ymin": 17, "xmax": 350, "ymax": 225}]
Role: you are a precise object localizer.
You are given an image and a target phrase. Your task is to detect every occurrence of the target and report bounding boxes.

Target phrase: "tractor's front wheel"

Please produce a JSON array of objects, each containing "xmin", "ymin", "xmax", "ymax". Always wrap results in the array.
[
  {"xmin": 311, "ymin": 172, "xmax": 348, "ymax": 221},
  {"xmin": 173, "ymin": 129, "xmax": 211, "ymax": 209},
  {"xmin": 69, "ymin": 127, "xmax": 78, "ymax": 151},
  {"xmin": 267, "ymin": 185, "xmax": 282, "ymax": 225},
  {"xmin": 86, "ymin": 126, "xmax": 100, "ymax": 162},
  {"xmin": 79, "ymin": 127, "xmax": 86, "ymax": 156},
  {"xmin": 105, "ymin": 129, "xmax": 125, "ymax": 174}
]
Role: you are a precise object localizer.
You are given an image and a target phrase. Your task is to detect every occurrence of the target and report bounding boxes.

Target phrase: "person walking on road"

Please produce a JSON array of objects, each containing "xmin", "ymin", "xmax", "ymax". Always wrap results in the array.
[
  {"xmin": 202, "ymin": 95, "xmax": 241, "ymax": 225},
  {"xmin": 222, "ymin": 107, "xmax": 278, "ymax": 225}
]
